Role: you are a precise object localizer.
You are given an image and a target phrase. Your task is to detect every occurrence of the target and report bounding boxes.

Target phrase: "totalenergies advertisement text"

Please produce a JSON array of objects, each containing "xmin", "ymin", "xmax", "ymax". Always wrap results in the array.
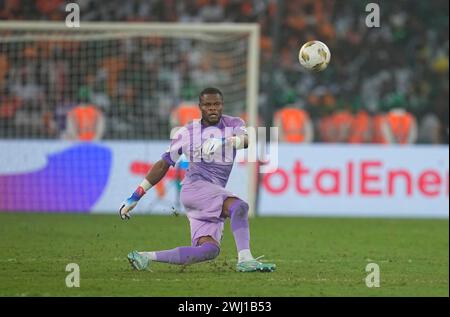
[{"xmin": 258, "ymin": 144, "xmax": 448, "ymax": 218}]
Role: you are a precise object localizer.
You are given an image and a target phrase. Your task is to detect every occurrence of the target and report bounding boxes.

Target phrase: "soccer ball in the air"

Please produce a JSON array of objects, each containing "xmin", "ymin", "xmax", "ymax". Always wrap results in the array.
[{"xmin": 298, "ymin": 40, "xmax": 331, "ymax": 72}]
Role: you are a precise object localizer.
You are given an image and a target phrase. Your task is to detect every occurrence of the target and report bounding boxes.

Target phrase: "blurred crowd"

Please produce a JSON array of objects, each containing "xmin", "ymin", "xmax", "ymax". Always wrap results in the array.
[{"xmin": 0, "ymin": 0, "xmax": 448, "ymax": 144}]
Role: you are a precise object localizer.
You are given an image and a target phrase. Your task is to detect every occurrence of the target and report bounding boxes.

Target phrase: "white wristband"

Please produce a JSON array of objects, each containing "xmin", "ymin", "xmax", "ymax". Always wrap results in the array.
[{"xmin": 140, "ymin": 179, "xmax": 153, "ymax": 192}]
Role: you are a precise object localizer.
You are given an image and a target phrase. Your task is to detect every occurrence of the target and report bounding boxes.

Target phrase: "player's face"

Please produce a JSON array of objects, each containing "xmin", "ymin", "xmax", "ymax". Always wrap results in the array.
[{"xmin": 199, "ymin": 93, "xmax": 223, "ymax": 125}]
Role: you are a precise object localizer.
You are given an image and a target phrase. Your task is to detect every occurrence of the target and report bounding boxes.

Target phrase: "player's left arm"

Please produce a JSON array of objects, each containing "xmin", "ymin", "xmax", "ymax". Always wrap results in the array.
[
  {"xmin": 226, "ymin": 133, "xmax": 248, "ymax": 149},
  {"xmin": 202, "ymin": 132, "xmax": 248, "ymax": 156},
  {"xmin": 228, "ymin": 119, "xmax": 249, "ymax": 149},
  {"xmin": 202, "ymin": 133, "xmax": 248, "ymax": 156}
]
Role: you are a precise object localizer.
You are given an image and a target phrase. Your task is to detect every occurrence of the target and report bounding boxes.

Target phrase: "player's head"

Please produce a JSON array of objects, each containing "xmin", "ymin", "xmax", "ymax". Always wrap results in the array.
[{"xmin": 199, "ymin": 87, "xmax": 223, "ymax": 125}]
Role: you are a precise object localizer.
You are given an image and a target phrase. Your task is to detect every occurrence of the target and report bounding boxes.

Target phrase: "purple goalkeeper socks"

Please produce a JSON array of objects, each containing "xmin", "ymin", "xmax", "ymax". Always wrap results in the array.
[
  {"xmin": 154, "ymin": 242, "xmax": 220, "ymax": 265},
  {"xmin": 229, "ymin": 199, "xmax": 250, "ymax": 252}
]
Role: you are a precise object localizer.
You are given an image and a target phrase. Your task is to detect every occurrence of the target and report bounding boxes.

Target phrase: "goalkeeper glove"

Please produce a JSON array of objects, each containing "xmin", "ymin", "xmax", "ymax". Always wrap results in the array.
[
  {"xmin": 202, "ymin": 136, "xmax": 244, "ymax": 157},
  {"xmin": 119, "ymin": 179, "xmax": 152, "ymax": 220},
  {"xmin": 202, "ymin": 137, "xmax": 225, "ymax": 156}
]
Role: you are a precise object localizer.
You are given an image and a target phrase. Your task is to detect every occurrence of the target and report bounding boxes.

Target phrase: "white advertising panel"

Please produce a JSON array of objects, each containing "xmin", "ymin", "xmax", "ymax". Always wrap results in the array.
[{"xmin": 258, "ymin": 144, "xmax": 449, "ymax": 218}]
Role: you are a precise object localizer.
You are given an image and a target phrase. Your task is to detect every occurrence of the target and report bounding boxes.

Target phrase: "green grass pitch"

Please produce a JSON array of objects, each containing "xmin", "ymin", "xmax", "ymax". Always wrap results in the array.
[{"xmin": 0, "ymin": 213, "xmax": 448, "ymax": 296}]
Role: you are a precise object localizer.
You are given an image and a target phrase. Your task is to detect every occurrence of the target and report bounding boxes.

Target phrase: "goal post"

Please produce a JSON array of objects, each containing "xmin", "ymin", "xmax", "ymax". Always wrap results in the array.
[{"xmin": 0, "ymin": 21, "xmax": 260, "ymax": 216}]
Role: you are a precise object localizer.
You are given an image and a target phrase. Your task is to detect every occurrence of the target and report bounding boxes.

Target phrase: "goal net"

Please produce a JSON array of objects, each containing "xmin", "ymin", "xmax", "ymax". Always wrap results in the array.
[{"xmin": 0, "ymin": 22, "xmax": 259, "ymax": 215}]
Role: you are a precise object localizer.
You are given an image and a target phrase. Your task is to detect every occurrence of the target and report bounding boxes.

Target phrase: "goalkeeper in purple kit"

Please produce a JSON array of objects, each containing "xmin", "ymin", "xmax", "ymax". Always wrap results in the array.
[{"xmin": 119, "ymin": 87, "xmax": 275, "ymax": 272}]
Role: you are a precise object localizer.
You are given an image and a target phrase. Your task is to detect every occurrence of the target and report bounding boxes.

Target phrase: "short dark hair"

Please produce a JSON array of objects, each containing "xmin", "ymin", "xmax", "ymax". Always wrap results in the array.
[{"xmin": 199, "ymin": 87, "xmax": 223, "ymax": 103}]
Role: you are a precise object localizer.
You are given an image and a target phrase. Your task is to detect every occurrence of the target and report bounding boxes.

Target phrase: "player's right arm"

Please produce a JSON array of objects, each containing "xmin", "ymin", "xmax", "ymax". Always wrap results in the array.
[
  {"xmin": 119, "ymin": 159, "xmax": 171, "ymax": 220},
  {"xmin": 119, "ymin": 128, "xmax": 186, "ymax": 220}
]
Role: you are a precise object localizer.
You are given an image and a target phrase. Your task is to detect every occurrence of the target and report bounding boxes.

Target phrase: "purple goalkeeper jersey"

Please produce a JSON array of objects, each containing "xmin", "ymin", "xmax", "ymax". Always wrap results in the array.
[{"xmin": 162, "ymin": 115, "xmax": 246, "ymax": 188}]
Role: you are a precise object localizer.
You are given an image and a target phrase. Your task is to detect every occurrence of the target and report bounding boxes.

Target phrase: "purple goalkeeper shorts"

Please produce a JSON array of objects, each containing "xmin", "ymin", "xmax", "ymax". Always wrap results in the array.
[{"xmin": 180, "ymin": 180, "xmax": 237, "ymax": 246}]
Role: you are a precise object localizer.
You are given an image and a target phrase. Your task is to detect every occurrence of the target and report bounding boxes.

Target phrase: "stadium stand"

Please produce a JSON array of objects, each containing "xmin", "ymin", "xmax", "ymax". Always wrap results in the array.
[{"xmin": 0, "ymin": 0, "xmax": 448, "ymax": 143}]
